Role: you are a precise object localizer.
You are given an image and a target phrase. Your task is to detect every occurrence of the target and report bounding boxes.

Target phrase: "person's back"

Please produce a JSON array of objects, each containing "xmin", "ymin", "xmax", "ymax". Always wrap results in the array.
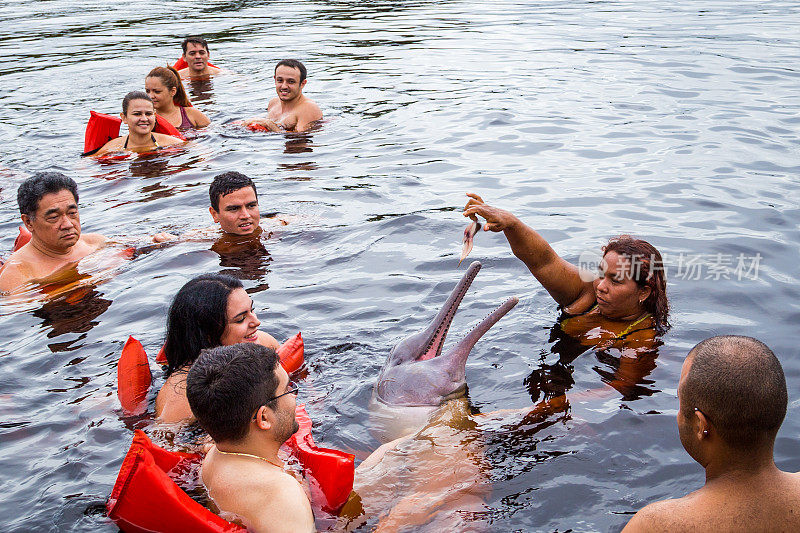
[
  {"xmin": 623, "ymin": 336, "xmax": 800, "ymax": 533},
  {"xmin": 201, "ymin": 445, "xmax": 312, "ymax": 532},
  {"xmin": 627, "ymin": 470, "xmax": 800, "ymax": 532},
  {"xmin": 187, "ymin": 343, "xmax": 314, "ymax": 532}
]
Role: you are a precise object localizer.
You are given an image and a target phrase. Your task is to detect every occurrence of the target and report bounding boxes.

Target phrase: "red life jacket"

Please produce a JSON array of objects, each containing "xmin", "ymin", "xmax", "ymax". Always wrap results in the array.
[
  {"xmin": 107, "ymin": 405, "xmax": 355, "ymax": 532},
  {"xmin": 82, "ymin": 112, "xmax": 185, "ymax": 157},
  {"xmin": 173, "ymin": 57, "xmax": 219, "ymax": 71}
]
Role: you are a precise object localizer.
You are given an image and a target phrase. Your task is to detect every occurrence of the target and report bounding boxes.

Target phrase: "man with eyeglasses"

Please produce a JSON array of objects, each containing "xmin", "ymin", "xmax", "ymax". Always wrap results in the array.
[
  {"xmin": 623, "ymin": 335, "xmax": 800, "ymax": 532},
  {"xmin": 187, "ymin": 343, "xmax": 313, "ymax": 533}
]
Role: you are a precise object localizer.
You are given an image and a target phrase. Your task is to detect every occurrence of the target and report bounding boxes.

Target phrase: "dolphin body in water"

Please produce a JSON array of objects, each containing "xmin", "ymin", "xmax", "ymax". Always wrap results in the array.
[{"xmin": 370, "ymin": 261, "xmax": 518, "ymax": 442}]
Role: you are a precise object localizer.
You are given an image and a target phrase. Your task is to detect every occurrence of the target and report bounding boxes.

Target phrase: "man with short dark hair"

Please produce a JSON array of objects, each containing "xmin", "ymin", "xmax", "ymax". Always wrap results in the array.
[
  {"xmin": 0, "ymin": 172, "xmax": 173, "ymax": 293},
  {"xmin": 208, "ymin": 171, "xmax": 260, "ymax": 236},
  {"xmin": 187, "ymin": 343, "xmax": 314, "ymax": 533},
  {"xmin": 178, "ymin": 36, "xmax": 220, "ymax": 79},
  {"xmin": 623, "ymin": 335, "xmax": 800, "ymax": 532},
  {"xmin": 244, "ymin": 59, "xmax": 322, "ymax": 132}
]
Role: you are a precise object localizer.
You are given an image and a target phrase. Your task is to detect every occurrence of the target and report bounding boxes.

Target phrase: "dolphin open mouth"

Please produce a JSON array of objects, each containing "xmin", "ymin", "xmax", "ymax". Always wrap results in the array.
[
  {"xmin": 414, "ymin": 261, "xmax": 518, "ymax": 364},
  {"xmin": 376, "ymin": 261, "xmax": 518, "ymax": 408},
  {"xmin": 415, "ymin": 262, "xmax": 482, "ymax": 361}
]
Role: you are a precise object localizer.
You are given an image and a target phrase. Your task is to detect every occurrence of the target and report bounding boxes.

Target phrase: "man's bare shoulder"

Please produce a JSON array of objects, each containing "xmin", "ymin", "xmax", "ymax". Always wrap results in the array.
[
  {"xmin": 0, "ymin": 258, "xmax": 29, "ymax": 293},
  {"xmin": 82, "ymin": 233, "xmax": 108, "ymax": 248},
  {"xmin": 299, "ymin": 98, "xmax": 322, "ymax": 120},
  {"xmin": 209, "ymin": 465, "xmax": 314, "ymax": 533},
  {"xmin": 622, "ymin": 495, "xmax": 698, "ymax": 533},
  {"xmin": 245, "ymin": 475, "xmax": 314, "ymax": 533}
]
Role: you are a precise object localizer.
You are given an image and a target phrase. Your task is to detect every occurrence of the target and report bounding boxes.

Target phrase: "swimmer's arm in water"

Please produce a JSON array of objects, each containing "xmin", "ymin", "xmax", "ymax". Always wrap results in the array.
[
  {"xmin": 243, "ymin": 117, "xmax": 283, "ymax": 132},
  {"xmin": 152, "ymin": 132, "xmax": 185, "ymax": 147},
  {"xmin": 185, "ymin": 106, "xmax": 210, "ymax": 128},
  {"xmin": 106, "ymin": 232, "xmax": 177, "ymax": 246},
  {"xmin": 294, "ymin": 103, "xmax": 322, "ymax": 132},
  {"xmin": 463, "ymin": 192, "xmax": 595, "ymax": 312},
  {"xmin": 0, "ymin": 262, "xmax": 30, "ymax": 293}
]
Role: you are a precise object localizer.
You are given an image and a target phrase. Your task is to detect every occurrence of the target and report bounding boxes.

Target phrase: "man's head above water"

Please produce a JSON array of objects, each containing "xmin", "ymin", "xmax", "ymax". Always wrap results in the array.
[
  {"xmin": 208, "ymin": 171, "xmax": 260, "ymax": 236},
  {"xmin": 678, "ymin": 335, "xmax": 787, "ymax": 456},
  {"xmin": 187, "ymin": 342, "xmax": 298, "ymax": 444},
  {"xmin": 18, "ymin": 172, "xmax": 81, "ymax": 252}
]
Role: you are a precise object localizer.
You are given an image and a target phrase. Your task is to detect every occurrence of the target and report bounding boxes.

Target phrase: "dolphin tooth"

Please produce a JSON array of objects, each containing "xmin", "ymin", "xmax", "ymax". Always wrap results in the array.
[{"xmin": 458, "ymin": 220, "xmax": 481, "ymax": 266}]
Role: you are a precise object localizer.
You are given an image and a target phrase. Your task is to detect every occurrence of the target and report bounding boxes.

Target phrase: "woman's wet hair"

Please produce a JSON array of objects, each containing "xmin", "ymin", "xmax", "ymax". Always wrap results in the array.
[
  {"xmin": 681, "ymin": 336, "xmax": 787, "ymax": 449},
  {"xmin": 187, "ymin": 343, "xmax": 280, "ymax": 443},
  {"xmin": 147, "ymin": 66, "xmax": 192, "ymax": 108},
  {"xmin": 163, "ymin": 273, "xmax": 243, "ymax": 376},
  {"xmin": 603, "ymin": 235, "xmax": 670, "ymax": 334},
  {"xmin": 122, "ymin": 90, "xmax": 153, "ymax": 114},
  {"xmin": 17, "ymin": 172, "xmax": 78, "ymax": 217}
]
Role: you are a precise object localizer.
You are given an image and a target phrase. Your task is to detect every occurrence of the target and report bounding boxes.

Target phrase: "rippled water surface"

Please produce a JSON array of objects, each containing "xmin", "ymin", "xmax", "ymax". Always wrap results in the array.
[{"xmin": 1, "ymin": 1, "xmax": 799, "ymax": 531}]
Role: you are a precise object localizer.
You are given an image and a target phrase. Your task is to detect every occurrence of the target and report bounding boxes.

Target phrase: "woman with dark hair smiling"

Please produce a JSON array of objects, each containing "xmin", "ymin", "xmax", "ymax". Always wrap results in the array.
[
  {"xmin": 155, "ymin": 273, "xmax": 280, "ymax": 423},
  {"xmin": 94, "ymin": 91, "xmax": 184, "ymax": 156}
]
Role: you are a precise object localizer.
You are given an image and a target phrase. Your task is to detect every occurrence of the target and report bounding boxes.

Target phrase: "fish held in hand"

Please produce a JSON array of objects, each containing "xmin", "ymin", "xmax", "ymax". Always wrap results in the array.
[{"xmin": 459, "ymin": 219, "xmax": 481, "ymax": 266}]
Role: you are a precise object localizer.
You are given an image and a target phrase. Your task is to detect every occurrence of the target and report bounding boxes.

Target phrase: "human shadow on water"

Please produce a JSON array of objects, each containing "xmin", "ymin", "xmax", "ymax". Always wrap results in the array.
[
  {"xmin": 525, "ymin": 320, "xmax": 662, "ymax": 404},
  {"xmin": 210, "ymin": 229, "xmax": 273, "ymax": 287},
  {"xmin": 186, "ymin": 77, "xmax": 214, "ymax": 104},
  {"xmin": 32, "ymin": 287, "xmax": 112, "ymax": 348}
]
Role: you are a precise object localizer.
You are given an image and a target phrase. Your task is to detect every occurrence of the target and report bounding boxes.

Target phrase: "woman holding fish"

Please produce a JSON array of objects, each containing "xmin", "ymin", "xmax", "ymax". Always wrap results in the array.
[{"xmin": 462, "ymin": 193, "xmax": 669, "ymax": 353}]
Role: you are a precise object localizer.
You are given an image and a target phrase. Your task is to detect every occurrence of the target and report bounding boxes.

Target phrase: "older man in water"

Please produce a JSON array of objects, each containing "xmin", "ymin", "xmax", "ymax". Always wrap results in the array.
[
  {"xmin": 177, "ymin": 36, "xmax": 221, "ymax": 79},
  {"xmin": 623, "ymin": 335, "xmax": 800, "ymax": 532},
  {"xmin": 187, "ymin": 343, "xmax": 314, "ymax": 533},
  {"xmin": 244, "ymin": 59, "xmax": 322, "ymax": 132},
  {"xmin": 0, "ymin": 172, "xmax": 172, "ymax": 293}
]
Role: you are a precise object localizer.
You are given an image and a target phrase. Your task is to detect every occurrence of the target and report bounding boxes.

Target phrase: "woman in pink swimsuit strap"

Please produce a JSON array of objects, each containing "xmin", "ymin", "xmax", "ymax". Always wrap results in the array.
[{"xmin": 146, "ymin": 65, "xmax": 210, "ymax": 130}]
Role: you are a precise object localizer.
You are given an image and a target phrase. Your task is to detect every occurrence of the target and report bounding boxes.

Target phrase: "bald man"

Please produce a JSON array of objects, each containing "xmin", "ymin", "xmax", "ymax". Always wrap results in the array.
[{"xmin": 623, "ymin": 335, "xmax": 800, "ymax": 532}]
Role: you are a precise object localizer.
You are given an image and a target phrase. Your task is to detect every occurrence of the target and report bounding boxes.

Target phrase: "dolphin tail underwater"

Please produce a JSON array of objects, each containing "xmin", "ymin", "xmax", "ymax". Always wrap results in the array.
[{"xmin": 371, "ymin": 261, "xmax": 517, "ymax": 440}]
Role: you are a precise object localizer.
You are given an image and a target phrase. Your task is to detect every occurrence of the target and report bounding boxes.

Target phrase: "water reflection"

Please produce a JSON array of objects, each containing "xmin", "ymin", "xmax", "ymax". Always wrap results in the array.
[
  {"xmin": 33, "ymin": 288, "xmax": 112, "ymax": 345},
  {"xmin": 526, "ymin": 321, "xmax": 662, "ymax": 403},
  {"xmin": 185, "ymin": 78, "xmax": 214, "ymax": 104},
  {"xmin": 211, "ymin": 227, "xmax": 273, "ymax": 284}
]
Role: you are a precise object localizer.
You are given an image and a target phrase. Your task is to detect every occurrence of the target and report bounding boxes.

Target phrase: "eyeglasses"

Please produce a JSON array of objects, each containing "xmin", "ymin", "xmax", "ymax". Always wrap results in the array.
[{"xmin": 252, "ymin": 381, "xmax": 300, "ymax": 420}]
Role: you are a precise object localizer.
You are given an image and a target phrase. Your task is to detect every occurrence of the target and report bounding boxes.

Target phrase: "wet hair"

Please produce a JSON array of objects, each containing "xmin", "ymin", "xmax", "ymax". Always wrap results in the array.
[
  {"xmin": 209, "ymin": 172, "xmax": 258, "ymax": 212},
  {"xmin": 275, "ymin": 59, "xmax": 307, "ymax": 83},
  {"xmin": 17, "ymin": 172, "xmax": 79, "ymax": 218},
  {"xmin": 163, "ymin": 273, "xmax": 243, "ymax": 376},
  {"xmin": 122, "ymin": 91, "xmax": 153, "ymax": 114},
  {"xmin": 187, "ymin": 343, "xmax": 280, "ymax": 443},
  {"xmin": 147, "ymin": 66, "xmax": 192, "ymax": 108},
  {"xmin": 603, "ymin": 235, "xmax": 670, "ymax": 334},
  {"xmin": 182, "ymin": 36, "xmax": 209, "ymax": 54},
  {"xmin": 681, "ymin": 336, "xmax": 787, "ymax": 449}
]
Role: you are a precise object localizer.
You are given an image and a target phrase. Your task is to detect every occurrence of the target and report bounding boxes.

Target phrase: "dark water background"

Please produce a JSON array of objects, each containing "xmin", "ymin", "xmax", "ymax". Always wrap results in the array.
[{"xmin": 1, "ymin": 1, "xmax": 799, "ymax": 531}]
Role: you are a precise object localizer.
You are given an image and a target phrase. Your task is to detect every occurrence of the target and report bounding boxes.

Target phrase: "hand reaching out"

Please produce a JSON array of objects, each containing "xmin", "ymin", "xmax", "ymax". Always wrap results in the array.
[{"xmin": 462, "ymin": 193, "xmax": 519, "ymax": 232}]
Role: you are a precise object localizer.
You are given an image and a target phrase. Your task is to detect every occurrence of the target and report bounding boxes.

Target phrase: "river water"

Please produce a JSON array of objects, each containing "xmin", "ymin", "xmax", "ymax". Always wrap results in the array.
[{"xmin": 1, "ymin": 1, "xmax": 799, "ymax": 531}]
